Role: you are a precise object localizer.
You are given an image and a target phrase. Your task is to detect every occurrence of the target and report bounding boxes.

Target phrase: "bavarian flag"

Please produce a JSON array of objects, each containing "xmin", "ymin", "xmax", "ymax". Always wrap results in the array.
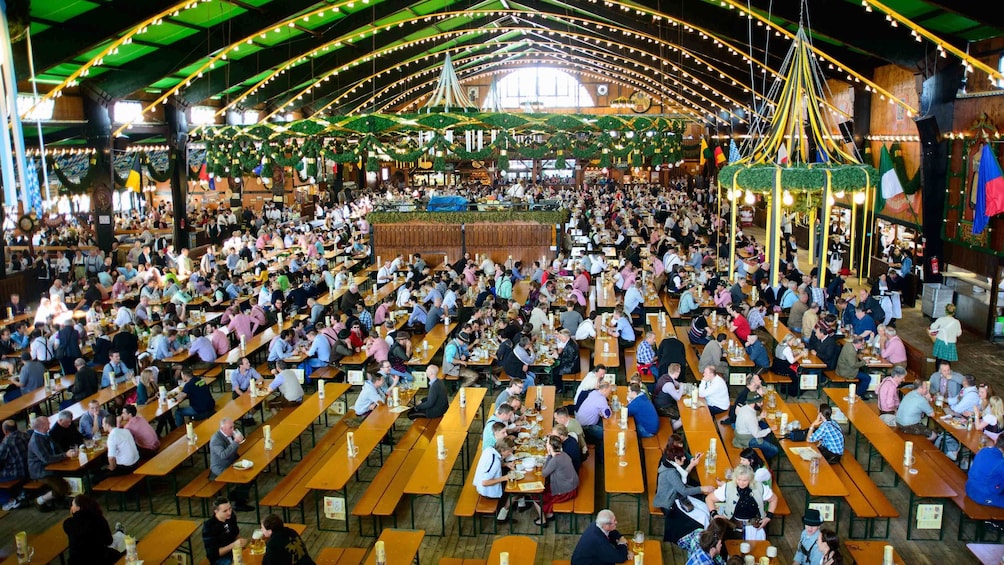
[{"xmin": 125, "ymin": 153, "xmax": 142, "ymax": 192}]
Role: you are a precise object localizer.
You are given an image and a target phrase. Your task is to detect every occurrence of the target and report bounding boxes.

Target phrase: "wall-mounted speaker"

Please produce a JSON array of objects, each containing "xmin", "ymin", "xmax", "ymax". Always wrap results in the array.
[
  {"xmin": 914, "ymin": 116, "xmax": 941, "ymax": 147},
  {"xmin": 838, "ymin": 121, "xmax": 854, "ymax": 143}
]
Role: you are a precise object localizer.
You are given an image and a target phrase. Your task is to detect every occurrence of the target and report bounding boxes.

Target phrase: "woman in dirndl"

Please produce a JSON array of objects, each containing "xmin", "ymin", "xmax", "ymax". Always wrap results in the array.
[{"xmin": 929, "ymin": 303, "xmax": 962, "ymax": 363}]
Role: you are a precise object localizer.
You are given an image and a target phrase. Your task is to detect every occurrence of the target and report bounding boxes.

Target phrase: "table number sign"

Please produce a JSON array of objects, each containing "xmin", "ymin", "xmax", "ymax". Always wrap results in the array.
[
  {"xmin": 323, "ymin": 496, "xmax": 347, "ymax": 521},
  {"xmin": 808, "ymin": 502, "xmax": 835, "ymax": 523},
  {"xmin": 916, "ymin": 504, "xmax": 943, "ymax": 530}
]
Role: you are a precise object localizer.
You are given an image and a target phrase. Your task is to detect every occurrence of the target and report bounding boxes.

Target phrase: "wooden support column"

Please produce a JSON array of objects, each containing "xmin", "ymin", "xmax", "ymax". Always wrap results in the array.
[
  {"xmin": 164, "ymin": 102, "xmax": 190, "ymax": 250},
  {"xmin": 82, "ymin": 94, "xmax": 115, "ymax": 253}
]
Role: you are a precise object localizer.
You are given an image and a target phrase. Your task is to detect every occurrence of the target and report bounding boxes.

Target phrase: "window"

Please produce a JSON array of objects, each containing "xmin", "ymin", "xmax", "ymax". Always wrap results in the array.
[
  {"xmin": 113, "ymin": 101, "xmax": 145, "ymax": 124},
  {"xmin": 482, "ymin": 67, "xmax": 594, "ymax": 110},
  {"xmin": 241, "ymin": 110, "xmax": 260, "ymax": 125},
  {"xmin": 17, "ymin": 94, "xmax": 54, "ymax": 121},
  {"xmin": 190, "ymin": 106, "xmax": 218, "ymax": 126}
]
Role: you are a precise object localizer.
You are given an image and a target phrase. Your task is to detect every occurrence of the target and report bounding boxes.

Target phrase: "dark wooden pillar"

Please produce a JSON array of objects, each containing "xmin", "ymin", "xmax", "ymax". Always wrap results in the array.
[
  {"xmin": 82, "ymin": 93, "xmax": 115, "ymax": 253},
  {"xmin": 164, "ymin": 102, "xmax": 190, "ymax": 249}
]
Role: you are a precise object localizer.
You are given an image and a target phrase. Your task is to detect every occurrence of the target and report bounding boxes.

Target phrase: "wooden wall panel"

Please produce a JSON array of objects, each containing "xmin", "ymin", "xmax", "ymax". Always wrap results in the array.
[
  {"xmin": 868, "ymin": 65, "xmax": 921, "ymax": 172},
  {"xmin": 466, "ymin": 223, "xmax": 555, "ymax": 268},
  {"xmin": 371, "ymin": 224, "xmax": 463, "ymax": 267}
]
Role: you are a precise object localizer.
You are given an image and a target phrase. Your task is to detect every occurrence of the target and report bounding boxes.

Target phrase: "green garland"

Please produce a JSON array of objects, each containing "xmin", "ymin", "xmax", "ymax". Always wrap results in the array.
[
  {"xmin": 367, "ymin": 210, "xmax": 569, "ymax": 225},
  {"xmin": 717, "ymin": 163, "xmax": 878, "ymax": 193}
]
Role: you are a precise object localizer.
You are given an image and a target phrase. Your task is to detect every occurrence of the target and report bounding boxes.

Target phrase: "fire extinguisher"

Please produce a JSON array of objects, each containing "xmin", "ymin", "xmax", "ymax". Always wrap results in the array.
[{"xmin": 930, "ymin": 256, "xmax": 939, "ymax": 274}]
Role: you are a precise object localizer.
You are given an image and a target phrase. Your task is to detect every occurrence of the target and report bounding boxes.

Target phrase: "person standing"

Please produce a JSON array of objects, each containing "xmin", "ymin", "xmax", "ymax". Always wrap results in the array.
[
  {"xmin": 570, "ymin": 509, "xmax": 633, "ymax": 565},
  {"xmin": 929, "ymin": 304, "xmax": 962, "ymax": 365},
  {"xmin": 792, "ymin": 508, "xmax": 825, "ymax": 565},
  {"xmin": 260, "ymin": 514, "xmax": 315, "ymax": 565}
]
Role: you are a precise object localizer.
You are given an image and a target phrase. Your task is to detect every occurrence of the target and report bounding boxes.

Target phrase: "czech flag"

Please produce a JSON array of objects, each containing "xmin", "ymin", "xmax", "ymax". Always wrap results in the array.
[
  {"xmin": 125, "ymin": 153, "xmax": 142, "ymax": 192},
  {"xmin": 973, "ymin": 143, "xmax": 1004, "ymax": 235}
]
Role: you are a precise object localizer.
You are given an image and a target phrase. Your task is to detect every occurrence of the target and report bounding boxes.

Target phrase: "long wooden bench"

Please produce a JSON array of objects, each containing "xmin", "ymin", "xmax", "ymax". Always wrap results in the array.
[
  {"xmin": 177, "ymin": 406, "xmax": 295, "ymax": 517},
  {"xmin": 674, "ymin": 325, "xmax": 702, "ymax": 381},
  {"xmin": 831, "ymin": 451, "xmax": 899, "ymax": 538},
  {"xmin": 551, "ymin": 448, "xmax": 596, "ymax": 533},
  {"xmin": 454, "ymin": 440, "xmax": 501, "ymax": 537},
  {"xmin": 353, "ymin": 419, "xmax": 439, "ymax": 535},
  {"xmin": 921, "ymin": 446, "xmax": 1004, "ymax": 541},
  {"xmin": 259, "ymin": 411, "xmax": 356, "ymax": 523}
]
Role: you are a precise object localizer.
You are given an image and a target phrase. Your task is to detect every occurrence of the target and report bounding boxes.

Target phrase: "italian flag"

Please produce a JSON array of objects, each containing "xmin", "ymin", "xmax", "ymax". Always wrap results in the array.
[{"xmin": 876, "ymin": 145, "xmax": 903, "ymax": 212}]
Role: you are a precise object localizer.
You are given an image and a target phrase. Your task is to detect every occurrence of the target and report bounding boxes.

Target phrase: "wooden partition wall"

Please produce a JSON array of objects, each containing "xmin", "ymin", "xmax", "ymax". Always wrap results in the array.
[
  {"xmin": 370, "ymin": 222, "xmax": 556, "ymax": 268},
  {"xmin": 371, "ymin": 223, "xmax": 463, "ymax": 267},
  {"xmin": 466, "ymin": 222, "xmax": 556, "ymax": 267}
]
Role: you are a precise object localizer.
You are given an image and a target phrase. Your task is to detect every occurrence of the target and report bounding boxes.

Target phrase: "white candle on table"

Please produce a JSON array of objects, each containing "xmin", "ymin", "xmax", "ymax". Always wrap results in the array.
[
  {"xmin": 780, "ymin": 413, "xmax": 788, "ymax": 431},
  {"xmin": 186, "ymin": 422, "xmax": 195, "ymax": 440},
  {"xmin": 617, "ymin": 431, "xmax": 625, "ymax": 451},
  {"xmin": 263, "ymin": 425, "xmax": 271, "ymax": 443},
  {"xmin": 848, "ymin": 384, "xmax": 856, "ymax": 402},
  {"xmin": 499, "ymin": 552, "xmax": 509, "ymax": 565},
  {"xmin": 620, "ymin": 407, "xmax": 628, "ymax": 428},
  {"xmin": 347, "ymin": 432, "xmax": 356, "ymax": 454},
  {"xmin": 904, "ymin": 441, "xmax": 913, "ymax": 464},
  {"xmin": 634, "ymin": 554, "xmax": 643, "ymax": 565},
  {"xmin": 691, "ymin": 389, "xmax": 699, "ymax": 407},
  {"xmin": 460, "ymin": 388, "xmax": 467, "ymax": 407},
  {"xmin": 392, "ymin": 387, "xmax": 400, "ymax": 406},
  {"xmin": 375, "ymin": 541, "xmax": 386, "ymax": 565},
  {"xmin": 709, "ymin": 438, "xmax": 717, "ymax": 453},
  {"xmin": 882, "ymin": 545, "xmax": 893, "ymax": 565},
  {"xmin": 318, "ymin": 381, "xmax": 326, "ymax": 398},
  {"xmin": 159, "ymin": 386, "xmax": 167, "ymax": 404}
]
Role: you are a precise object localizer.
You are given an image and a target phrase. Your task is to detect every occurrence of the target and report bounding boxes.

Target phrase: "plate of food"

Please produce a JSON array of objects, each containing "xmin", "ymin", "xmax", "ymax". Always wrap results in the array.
[
  {"xmin": 233, "ymin": 459, "xmax": 254, "ymax": 470},
  {"xmin": 518, "ymin": 432, "xmax": 532, "ymax": 439},
  {"xmin": 514, "ymin": 452, "xmax": 531, "ymax": 459},
  {"xmin": 512, "ymin": 471, "xmax": 526, "ymax": 480}
]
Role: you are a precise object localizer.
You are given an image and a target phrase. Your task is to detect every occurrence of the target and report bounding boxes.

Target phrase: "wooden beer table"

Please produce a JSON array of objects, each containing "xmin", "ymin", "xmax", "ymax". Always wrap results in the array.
[
  {"xmin": 593, "ymin": 336, "xmax": 620, "ymax": 372},
  {"xmin": 602, "ymin": 415, "xmax": 645, "ymax": 526},
  {"xmin": 114, "ymin": 519, "xmax": 199, "ymax": 565},
  {"xmin": 316, "ymin": 547, "xmax": 368, "ymax": 565},
  {"xmin": 487, "ymin": 536, "xmax": 537, "ymax": 565},
  {"xmin": 363, "ymin": 529, "xmax": 425, "ymax": 565},
  {"xmin": 407, "ymin": 322, "xmax": 457, "ymax": 367},
  {"xmin": 844, "ymin": 540, "xmax": 907, "ymax": 564},
  {"xmin": 0, "ymin": 520, "xmax": 68, "ymax": 565}
]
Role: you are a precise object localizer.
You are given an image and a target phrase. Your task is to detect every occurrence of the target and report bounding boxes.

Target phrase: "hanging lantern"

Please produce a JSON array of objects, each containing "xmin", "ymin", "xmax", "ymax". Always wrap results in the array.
[
  {"xmin": 744, "ymin": 190, "xmax": 756, "ymax": 205},
  {"xmin": 853, "ymin": 191, "xmax": 866, "ymax": 204},
  {"xmin": 782, "ymin": 190, "xmax": 794, "ymax": 206},
  {"xmin": 835, "ymin": 190, "xmax": 846, "ymax": 199}
]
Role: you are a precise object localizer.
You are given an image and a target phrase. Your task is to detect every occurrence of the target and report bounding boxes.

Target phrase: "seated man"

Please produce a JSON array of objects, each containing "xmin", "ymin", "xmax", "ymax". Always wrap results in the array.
[
  {"xmin": 807, "ymin": 403, "xmax": 844, "ymax": 463},
  {"xmin": 0, "ymin": 420, "xmax": 30, "ymax": 509},
  {"xmin": 353, "ymin": 373, "xmax": 387, "ymax": 418},
  {"xmin": 27, "ymin": 417, "xmax": 77, "ymax": 512},
  {"xmin": 208, "ymin": 421, "xmax": 253, "ymax": 512},
  {"xmin": 570, "ymin": 509, "xmax": 632, "ymax": 565},
  {"xmin": 268, "ymin": 360, "xmax": 305, "ymax": 409},
  {"xmin": 49, "ymin": 411, "xmax": 84, "ymax": 451},
  {"xmin": 474, "ymin": 436, "xmax": 516, "ymax": 522},
  {"xmin": 626, "ymin": 383, "xmax": 659, "ymax": 439},
  {"xmin": 966, "ymin": 434, "xmax": 1004, "ymax": 509},
  {"xmin": 101, "ymin": 414, "xmax": 140, "ymax": 477},
  {"xmin": 174, "ymin": 369, "xmax": 216, "ymax": 427},
  {"xmin": 122, "ymin": 404, "xmax": 160, "ymax": 457},
  {"xmin": 895, "ymin": 380, "xmax": 938, "ymax": 441},
  {"xmin": 408, "ymin": 365, "xmax": 449, "ymax": 420},
  {"xmin": 101, "ymin": 350, "xmax": 134, "ymax": 388},
  {"xmin": 201, "ymin": 497, "xmax": 248, "ymax": 565},
  {"xmin": 79, "ymin": 400, "xmax": 111, "ymax": 439}
]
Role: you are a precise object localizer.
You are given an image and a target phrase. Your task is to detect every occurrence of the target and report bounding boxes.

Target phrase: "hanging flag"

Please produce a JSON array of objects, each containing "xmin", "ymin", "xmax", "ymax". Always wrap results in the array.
[
  {"xmin": 208, "ymin": 175, "xmax": 216, "ymax": 191},
  {"xmin": 198, "ymin": 163, "xmax": 210, "ymax": 181},
  {"xmin": 25, "ymin": 158, "xmax": 42, "ymax": 216},
  {"xmin": 714, "ymin": 145, "xmax": 726, "ymax": 166},
  {"xmin": 125, "ymin": 153, "xmax": 142, "ymax": 192},
  {"xmin": 777, "ymin": 143, "xmax": 789, "ymax": 165},
  {"xmin": 699, "ymin": 137, "xmax": 708, "ymax": 167},
  {"xmin": 816, "ymin": 148, "xmax": 829, "ymax": 163},
  {"xmin": 875, "ymin": 145, "xmax": 903, "ymax": 213},
  {"xmin": 728, "ymin": 139, "xmax": 741, "ymax": 163},
  {"xmin": 974, "ymin": 143, "xmax": 1004, "ymax": 235}
]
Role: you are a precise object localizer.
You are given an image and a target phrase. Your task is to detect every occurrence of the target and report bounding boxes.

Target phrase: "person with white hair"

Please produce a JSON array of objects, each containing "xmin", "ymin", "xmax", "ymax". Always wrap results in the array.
[
  {"xmin": 570, "ymin": 509, "xmax": 632, "ymax": 565},
  {"xmin": 705, "ymin": 464, "xmax": 777, "ymax": 540}
]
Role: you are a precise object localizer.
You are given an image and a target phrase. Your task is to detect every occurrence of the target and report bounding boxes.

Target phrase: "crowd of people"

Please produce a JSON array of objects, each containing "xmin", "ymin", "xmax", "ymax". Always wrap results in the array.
[{"xmin": 0, "ymin": 174, "xmax": 998, "ymax": 565}]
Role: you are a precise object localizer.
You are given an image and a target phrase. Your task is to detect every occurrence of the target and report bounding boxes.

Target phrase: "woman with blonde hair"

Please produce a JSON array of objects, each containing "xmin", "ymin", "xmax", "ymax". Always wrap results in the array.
[
  {"xmin": 976, "ymin": 395, "xmax": 1004, "ymax": 438},
  {"xmin": 929, "ymin": 303, "xmax": 962, "ymax": 364}
]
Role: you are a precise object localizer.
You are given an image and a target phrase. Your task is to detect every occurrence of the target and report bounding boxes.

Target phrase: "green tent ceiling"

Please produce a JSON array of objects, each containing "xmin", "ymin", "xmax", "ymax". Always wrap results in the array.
[{"xmin": 11, "ymin": 0, "xmax": 1004, "ymax": 145}]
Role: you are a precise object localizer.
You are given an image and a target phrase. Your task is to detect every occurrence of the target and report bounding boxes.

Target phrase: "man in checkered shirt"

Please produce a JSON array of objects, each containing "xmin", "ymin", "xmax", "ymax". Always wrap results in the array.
[
  {"xmin": 635, "ymin": 332, "xmax": 658, "ymax": 377},
  {"xmin": 807, "ymin": 403, "xmax": 844, "ymax": 463}
]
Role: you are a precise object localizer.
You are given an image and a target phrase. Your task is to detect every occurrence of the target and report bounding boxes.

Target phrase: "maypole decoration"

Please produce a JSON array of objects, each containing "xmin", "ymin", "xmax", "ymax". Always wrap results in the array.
[{"xmin": 719, "ymin": 27, "xmax": 877, "ymax": 287}]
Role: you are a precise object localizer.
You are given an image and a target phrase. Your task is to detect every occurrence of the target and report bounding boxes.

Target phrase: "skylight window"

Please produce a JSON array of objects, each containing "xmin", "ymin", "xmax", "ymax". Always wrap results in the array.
[
  {"xmin": 482, "ymin": 67, "xmax": 594, "ymax": 110},
  {"xmin": 190, "ymin": 106, "xmax": 218, "ymax": 125},
  {"xmin": 113, "ymin": 101, "xmax": 145, "ymax": 124},
  {"xmin": 17, "ymin": 94, "xmax": 54, "ymax": 121}
]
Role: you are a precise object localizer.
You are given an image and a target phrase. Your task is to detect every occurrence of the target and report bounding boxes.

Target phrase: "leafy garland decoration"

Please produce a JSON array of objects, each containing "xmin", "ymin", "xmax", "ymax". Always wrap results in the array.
[{"xmin": 717, "ymin": 163, "xmax": 878, "ymax": 193}]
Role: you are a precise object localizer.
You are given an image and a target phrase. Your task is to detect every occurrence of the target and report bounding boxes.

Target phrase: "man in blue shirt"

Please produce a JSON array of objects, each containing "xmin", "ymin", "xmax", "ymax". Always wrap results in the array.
[
  {"xmin": 807, "ymin": 403, "xmax": 844, "ymax": 463},
  {"xmin": 606, "ymin": 308, "xmax": 636, "ymax": 350},
  {"xmin": 266, "ymin": 330, "xmax": 295, "ymax": 367},
  {"xmin": 851, "ymin": 308, "xmax": 877, "ymax": 341},
  {"xmin": 230, "ymin": 357, "xmax": 263, "ymax": 399},
  {"xmin": 626, "ymin": 384, "xmax": 659, "ymax": 438},
  {"xmin": 745, "ymin": 334, "xmax": 771, "ymax": 370},
  {"xmin": 301, "ymin": 329, "xmax": 332, "ymax": 379},
  {"xmin": 353, "ymin": 373, "xmax": 387, "ymax": 417},
  {"xmin": 966, "ymin": 434, "xmax": 1004, "ymax": 509}
]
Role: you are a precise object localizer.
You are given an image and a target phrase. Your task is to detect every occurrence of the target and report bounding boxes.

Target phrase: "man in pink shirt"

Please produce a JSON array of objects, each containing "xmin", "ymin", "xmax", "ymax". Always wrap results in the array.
[
  {"xmin": 365, "ymin": 330, "xmax": 390, "ymax": 363},
  {"xmin": 122, "ymin": 404, "xmax": 160, "ymax": 457},
  {"xmin": 880, "ymin": 327, "xmax": 908, "ymax": 367},
  {"xmin": 572, "ymin": 268, "xmax": 590, "ymax": 296},
  {"xmin": 210, "ymin": 324, "xmax": 231, "ymax": 356},
  {"xmin": 374, "ymin": 296, "xmax": 393, "ymax": 326},
  {"xmin": 877, "ymin": 367, "xmax": 907, "ymax": 427},
  {"xmin": 228, "ymin": 308, "xmax": 255, "ymax": 342}
]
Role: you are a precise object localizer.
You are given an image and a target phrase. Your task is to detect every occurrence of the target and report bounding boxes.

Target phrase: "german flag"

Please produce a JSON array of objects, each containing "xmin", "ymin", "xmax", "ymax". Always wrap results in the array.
[
  {"xmin": 714, "ymin": 145, "xmax": 726, "ymax": 166},
  {"xmin": 125, "ymin": 153, "xmax": 142, "ymax": 192}
]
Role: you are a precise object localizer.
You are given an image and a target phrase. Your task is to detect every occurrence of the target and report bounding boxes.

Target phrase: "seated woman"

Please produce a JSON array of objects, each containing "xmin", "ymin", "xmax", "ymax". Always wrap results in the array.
[
  {"xmin": 63, "ymin": 494, "xmax": 121, "ymax": 565},
  {"xmin": 976, "ymin": 396, "xmax": 1004, "ymax": 441},
  {"xmin": 533, "ymin": 436, "xmax": 579, "ymax": 527},
  {"xmin": 688, "ymin": 314, "xmax": 711, "ymax": 346},
  {"xmin": 704, "ymin": 464, "xmax": 778, "ymax": 541},
  {"xmin": 653, "ymin": 440, "xmax": 714, "ymax": 544},
  {"xmin": 967, "ymin": 434, "xmax": 1004, "ymax": 509},
  {"xmin": 738, "ymin": 448, "xmax": 773, "ymax": 491},
  {"xmin": 817, "ymin": 528, "xmax": 845, "ymax": 565},
  {"xmin": 770, "ymin": 334, "xmax": 807, "ymax": 397}
]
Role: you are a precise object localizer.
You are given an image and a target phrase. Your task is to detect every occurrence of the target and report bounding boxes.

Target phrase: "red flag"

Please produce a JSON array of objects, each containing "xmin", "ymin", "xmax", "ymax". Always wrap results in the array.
[
  {"xmin": 714, "ymin": 146, "xmax": 726, "ymax": 166},
  {"xmin": 983, "ymin": 146, "xmax": 1004, "ymax": 217},
  {"xmin": 198, "ymin": 163, "xmax": 209, "ymax": 181}
]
